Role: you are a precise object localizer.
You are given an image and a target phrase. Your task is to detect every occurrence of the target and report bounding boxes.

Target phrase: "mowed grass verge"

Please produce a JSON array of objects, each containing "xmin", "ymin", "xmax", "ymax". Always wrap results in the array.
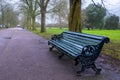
[{"xmin": 30, "ymin": 28, "xmax": 120, "ymax": 60}]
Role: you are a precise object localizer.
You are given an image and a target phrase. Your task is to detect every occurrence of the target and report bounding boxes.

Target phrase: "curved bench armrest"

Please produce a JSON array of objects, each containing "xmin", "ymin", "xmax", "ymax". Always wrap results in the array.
[
  {"xmin": 81, "ymin": 45, "xmax": 98, "ymax": 57},
  {"xmin": 51, "ymin": 34, "xmax": 62, "ymax": 40}
]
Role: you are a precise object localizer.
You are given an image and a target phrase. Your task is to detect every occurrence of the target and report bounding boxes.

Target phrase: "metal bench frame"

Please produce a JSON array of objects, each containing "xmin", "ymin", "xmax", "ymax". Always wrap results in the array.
[{"xmin": 48, "ymin": 31, "xmax": 109, "ymax": 74}]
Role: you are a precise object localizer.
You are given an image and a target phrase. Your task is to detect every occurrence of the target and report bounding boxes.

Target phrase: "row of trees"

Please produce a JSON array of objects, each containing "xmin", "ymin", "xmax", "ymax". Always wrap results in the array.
[
  {"xmin": 1, "ymin": 0, "xmax": 119, "ymax": 32},
  {"xmin": 20, "ymin": 0, "xmax": 84, "ymax": 32},
  {"xmin": 0, "ymin": 0, "xmax": 19, "ymax": 28},
  {"xmin": 20, "ymin": 0, "xmax": 119, "ymax": 32},
  {"xmin": 1, "ymin": 0, "xmax": 81, "ymax": 32},
  {"xmin": 20, "ymin": 0, "xmax": 69, "ymax": 32}
]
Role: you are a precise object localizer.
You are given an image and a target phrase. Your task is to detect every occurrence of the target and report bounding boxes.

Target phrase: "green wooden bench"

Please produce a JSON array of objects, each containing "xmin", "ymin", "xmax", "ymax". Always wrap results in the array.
[{"xmin": 48, "ymin": 31, "xmax": 110, "ymax": 74}]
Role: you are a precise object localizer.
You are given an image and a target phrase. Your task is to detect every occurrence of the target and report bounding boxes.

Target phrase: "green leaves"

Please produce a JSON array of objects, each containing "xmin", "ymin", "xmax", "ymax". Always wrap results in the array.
[
  {"xmin": 104, "ymin": 15, "xmax": 119, "ymax": 29},
  {"xmin": 85, "ymin": 4, "xmax": 106, "ymax": 29}
]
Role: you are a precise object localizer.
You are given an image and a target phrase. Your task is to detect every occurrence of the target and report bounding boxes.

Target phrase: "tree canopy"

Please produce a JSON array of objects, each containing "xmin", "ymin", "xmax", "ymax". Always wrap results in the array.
[
  {"xmin": 0, "ymin": 1, "xmax": 19, "ymax": 27},
  {"xmin": 85, "ymin": 3, "xmax": 106, "ymax": 29},
  {"xmin": 104, "ymin": 15, "xmax": 119, "ymax": 29}
]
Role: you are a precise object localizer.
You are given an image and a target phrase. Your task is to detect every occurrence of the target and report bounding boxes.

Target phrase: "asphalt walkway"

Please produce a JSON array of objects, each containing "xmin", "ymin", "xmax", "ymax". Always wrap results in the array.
[{"xmin": 0, "ymin": 28, "xmax": 120, "ymax": 80}]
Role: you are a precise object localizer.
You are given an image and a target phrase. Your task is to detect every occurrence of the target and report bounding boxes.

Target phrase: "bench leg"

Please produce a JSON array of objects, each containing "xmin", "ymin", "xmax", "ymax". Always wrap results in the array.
[
  {"xmin": 76, "ymin": 66, "xmax": 85, "ymax": 76},
  {"xmin": 91, "ymin": 63, "xmax": 101, "ymax": 75},
  {"xmin": 76, "ymin": 61, "xmax": 85, "ymax": 75},
  {"xmin": 75, "ymin": 59, "xmax": 79, "ymax": 66},
  {"xmin": 49, "ymin": 46, "xmax": 54, "ymax": 51},
  {"xmin": 58, "ymin": 53, "xmax": 64, "ymax": 59}
]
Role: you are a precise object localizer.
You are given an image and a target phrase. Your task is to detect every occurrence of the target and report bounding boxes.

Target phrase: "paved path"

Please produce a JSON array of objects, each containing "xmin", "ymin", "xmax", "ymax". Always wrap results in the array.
[{"xmin": 0, "ymin": 28, "xmax": 120, "ymax": 80}]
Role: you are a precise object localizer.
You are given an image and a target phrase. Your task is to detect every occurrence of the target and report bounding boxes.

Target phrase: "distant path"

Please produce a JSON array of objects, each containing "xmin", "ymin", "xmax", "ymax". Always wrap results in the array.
[{"xmin": 0, "ymin": 28, "xmax": 120, "ymax": 80}]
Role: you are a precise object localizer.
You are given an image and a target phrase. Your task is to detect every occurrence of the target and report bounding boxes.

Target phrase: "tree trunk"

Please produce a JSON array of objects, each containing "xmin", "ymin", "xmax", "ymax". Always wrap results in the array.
[
  {"xmin": 59, "ymin": 16, "xmax": 62, "ymax": 29},
  {"xmin": 2, "ymin": 12, "xmax": 4, "ymax": 28},
  {"xmin": 69, "ymin": 0, "xmax": 82, "ymax": 32},
  {"xmin": 1, "ymin": 7, "xmax": 4, "ymax": 28},
  {"xmin": 28, "ymin": 18, "xmax": 32, "ymax": 30},
  {"xmin": 32, "ymin": 16, "xmax": 36, "ymax": 30},
  {"xmin": 41, "ymin": 10, "xmax": 46, "ymax": 33}
]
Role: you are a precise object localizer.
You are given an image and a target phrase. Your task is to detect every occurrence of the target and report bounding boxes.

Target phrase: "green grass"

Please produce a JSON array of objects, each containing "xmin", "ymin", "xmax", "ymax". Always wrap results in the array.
[
  {"xmin": 83, "ymin": 29, "xmax": 120, "ymax": 43},
  {"xmin": 31, "ymin": 28, "xmax": 67, "ymax": 39},
  {"xmin": 30, "ymin": 28, "xmax": 120, "ymax": 60}
]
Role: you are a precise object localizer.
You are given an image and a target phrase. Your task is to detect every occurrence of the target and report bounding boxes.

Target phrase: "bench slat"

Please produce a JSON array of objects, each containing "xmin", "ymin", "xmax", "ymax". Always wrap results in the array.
[
  {"xmin": 63, "ymin": 31, "xmax": 105, "ymax": 40},
  {"xmin": 63, "ymin": 33, "xmax": 102, "ymax": 43},
  {"xmin": 49, "ymin": 40, "xmax": 80, "ymax": 58}
]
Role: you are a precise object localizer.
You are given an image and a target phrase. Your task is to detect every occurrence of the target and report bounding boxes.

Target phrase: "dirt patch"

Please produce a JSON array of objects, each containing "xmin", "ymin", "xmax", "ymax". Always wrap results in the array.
[{"xmin": 98, "ymin": 55, "xmax": 120, "ymax": 73}]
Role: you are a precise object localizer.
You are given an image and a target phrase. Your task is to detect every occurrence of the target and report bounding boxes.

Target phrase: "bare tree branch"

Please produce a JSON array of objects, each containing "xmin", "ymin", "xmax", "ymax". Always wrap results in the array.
[
  {"xmin": 101, "ymin": 0, "xmax": 111, "ymax": 15},
  {"xmin": 91, "ymin": 0, "xmax": 111, "ymax": 15},
  {"xmin": 91, "ymin": 0, "xmax": 97, "ymax": 6},
  {"xmin": 45, "ymin": 0, "xmax": 50, "ymax": 8}
]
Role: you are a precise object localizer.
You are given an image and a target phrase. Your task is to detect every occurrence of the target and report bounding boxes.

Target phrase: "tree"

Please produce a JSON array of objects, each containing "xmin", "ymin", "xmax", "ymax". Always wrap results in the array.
[
  {"xmin": 37, "ymin": 0, "xmax": 50, "ymax": 32},
  {"xmin": 104, "ymin": 15, "xmax": 119, "ymax": 29},
  {"xmin": 69, "ymin": 0, "xmax": 82, "ymax": 32},
  {"xmin": 50, "ymin": 0, "xmax": 68, "ymax": 29},
  {"xmin": 85, "ymin": 3, "xmax": 106, "ymax": 29},
  {"xmin": 4, "ymin": 5, "xmax": 19, "ymax": 27},
  {"xmin": 0, "ymin": 0, "xmax": 7, "ymax": 27},
  {"xmin": 0, "ymin": 0, "xmax": 19, "ymax": 27},
  {"xmin": 20, "ymin": 0, "xmax": 38, "ymax": 30},
  {"xmin": 20, "ymin": 7, "xmax": 31, "ymax": 29}
]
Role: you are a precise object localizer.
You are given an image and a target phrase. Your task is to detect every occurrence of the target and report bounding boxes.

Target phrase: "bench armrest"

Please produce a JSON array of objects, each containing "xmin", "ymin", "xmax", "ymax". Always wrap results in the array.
[
  {"xmin": 51, "ymin": 34, "xmax": 62, "ymax": 40},
  {"xmin": 82, "ymin": 45, "xmax": 98, "ymax": 57}
]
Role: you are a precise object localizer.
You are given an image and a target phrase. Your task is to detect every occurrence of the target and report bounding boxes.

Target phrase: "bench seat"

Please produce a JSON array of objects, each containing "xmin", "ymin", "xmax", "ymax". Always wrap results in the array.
[{"xmin": 49, "ymin": 39, "xmax": 83, "ymax": 58}]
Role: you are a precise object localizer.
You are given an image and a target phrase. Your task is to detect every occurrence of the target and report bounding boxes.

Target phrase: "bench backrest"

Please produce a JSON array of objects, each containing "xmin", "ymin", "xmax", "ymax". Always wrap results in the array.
[
  {"xmin": 60, "ymin": 31, "xmax": 109, "ymax": 59},
  {"xmin": 61, "ymin": 31, "xmax": 109, "ymax": 45}
]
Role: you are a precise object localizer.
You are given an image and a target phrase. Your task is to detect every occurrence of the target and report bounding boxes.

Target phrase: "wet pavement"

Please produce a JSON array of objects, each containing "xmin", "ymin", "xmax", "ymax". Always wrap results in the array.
[{"xmin": 0, "ymin": 28, "xmax": 120, "ymax": 80}]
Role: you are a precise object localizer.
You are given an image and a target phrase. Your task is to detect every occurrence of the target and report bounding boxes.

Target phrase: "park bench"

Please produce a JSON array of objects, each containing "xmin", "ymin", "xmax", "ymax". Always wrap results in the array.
[{"xmin": 48, "ymin": 31, "xmax": 110, "ymax": 74}]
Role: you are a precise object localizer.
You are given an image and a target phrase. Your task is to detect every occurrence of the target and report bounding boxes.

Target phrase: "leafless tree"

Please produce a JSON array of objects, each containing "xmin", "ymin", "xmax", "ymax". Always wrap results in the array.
[
  {"xmin": 37, "ymin": 0, "xmax": 50, "ymax": 32},
  {"xmin": 20, "ymin": 0, "xmax": 38, "ymax": 30},
  {"xmin": 50, "ymin": 0, "xmax": 69, "ymax": 29},
  {"xmin": 4, "ymin": 5, "xmax": 19, "ymax": 27},
  {"xmin": 0, "ymin": 0, "xmax": 19, "ymax": 28},
  {"xmin": 0, "ymin": 0, "xmax": 7, "ymax": 27}
]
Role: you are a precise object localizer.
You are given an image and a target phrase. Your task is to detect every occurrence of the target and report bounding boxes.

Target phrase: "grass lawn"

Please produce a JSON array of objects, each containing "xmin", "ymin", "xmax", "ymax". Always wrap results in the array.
[{"xmin": 30, "ymin": 28, "xmax": 120, "ymax": 60}]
